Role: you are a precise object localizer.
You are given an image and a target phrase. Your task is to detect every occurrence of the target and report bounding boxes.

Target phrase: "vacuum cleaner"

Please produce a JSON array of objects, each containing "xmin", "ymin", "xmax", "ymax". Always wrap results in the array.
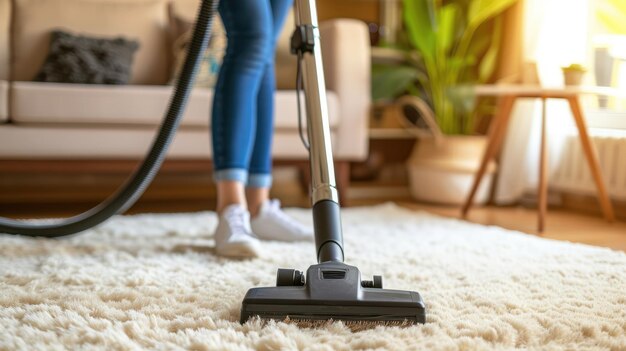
[{"xmin": 0, "ymin": 0, "xmax": 426, "ymax": 327}]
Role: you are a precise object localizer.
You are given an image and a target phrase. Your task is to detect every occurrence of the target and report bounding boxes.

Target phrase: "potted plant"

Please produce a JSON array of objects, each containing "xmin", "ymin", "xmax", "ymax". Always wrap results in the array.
[
  {"xmin": 373, "ymin": 0, "xmax": 518, "ymax": 205},
  {"xmin": 562, "ymin": 63, "xmax": 587, "ymax": 86}
]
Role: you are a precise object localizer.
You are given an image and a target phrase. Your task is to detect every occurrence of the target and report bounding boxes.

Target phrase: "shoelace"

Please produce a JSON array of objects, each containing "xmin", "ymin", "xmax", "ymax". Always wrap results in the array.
[
  {"xmin": 265, "ymin": 200, "xmax": 304, "ymax": 232},
  {"xmin": 224, "ymin": 207, "xmax": 256, "ymax": 238}
]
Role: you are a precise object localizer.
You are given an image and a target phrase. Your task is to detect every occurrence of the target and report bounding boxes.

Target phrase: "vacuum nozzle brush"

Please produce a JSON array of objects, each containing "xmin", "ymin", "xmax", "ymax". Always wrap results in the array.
[
  {"xmin": 240, "ymin": 262, "xmax": 426, "ymax": 329},
  {"xmin": 281, "ymin": 318, "xmax": 417, "ymax": 332}
]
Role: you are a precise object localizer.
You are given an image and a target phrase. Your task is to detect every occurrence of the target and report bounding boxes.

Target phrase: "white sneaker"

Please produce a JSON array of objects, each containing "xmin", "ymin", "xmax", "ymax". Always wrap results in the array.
[
  {"xmin": 250, "ymin": 199, "xmax": 314, "ymax": 242},
  {"xmin": 214, "ymin": 204, "xmax": 261, "ymax": 258}
]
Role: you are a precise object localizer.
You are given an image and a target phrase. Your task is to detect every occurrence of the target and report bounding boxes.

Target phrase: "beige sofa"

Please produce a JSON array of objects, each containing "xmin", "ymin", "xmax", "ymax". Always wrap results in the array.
[{"xmin": 0, "ymin": 0, "xmax": 370, "ymax": 166}]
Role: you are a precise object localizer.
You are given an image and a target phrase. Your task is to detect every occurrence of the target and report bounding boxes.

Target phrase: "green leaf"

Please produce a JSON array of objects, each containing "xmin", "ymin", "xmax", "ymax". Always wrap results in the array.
[
  {"xmin": 447, "ymin": 85, "xmax": 476, "ymax": 114},
  {"xmin": 467, "ymin": 19, "xmax": 495, "ymax": 57},
  {"xmin": 606, "ymin": 0, "xmax": 626, "ymax": 14},
  {"xmin": 597, "ymin": 0, "xmax": 626, "ymax": 34},
  {"xmin": 372, "ymin": 65, "xmax": 424, "ymax": 101},
  {"xmin": 448, "ymin": 56, "xmax": 475, "ymax": 70},
  {"xmin": 402, "ymin": 0, "xmax": 437, "ymax": 61},
  {"xmin": 437, "ymin": 4, "xmax": 459, "ymax": 54},
  {"xmin": 467, "ymin": 0, "xmax": 518, "ymax": 29},
  {"xmin": 478, "ymin": 16, "xmax": 502, "ymax": 82}
]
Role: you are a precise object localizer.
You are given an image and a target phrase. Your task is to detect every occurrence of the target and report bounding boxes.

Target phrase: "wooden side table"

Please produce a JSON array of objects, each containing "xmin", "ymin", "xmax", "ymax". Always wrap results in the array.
[{"xmin": 461, "ymin": 85, "xmax": 621, "ymax": 232}]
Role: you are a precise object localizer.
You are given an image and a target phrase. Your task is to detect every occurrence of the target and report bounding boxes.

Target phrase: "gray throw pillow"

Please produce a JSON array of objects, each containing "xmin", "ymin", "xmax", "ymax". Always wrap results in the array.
[{"xmin": 35, "ymin": 30, "xmax": 139, "ymax": 85}]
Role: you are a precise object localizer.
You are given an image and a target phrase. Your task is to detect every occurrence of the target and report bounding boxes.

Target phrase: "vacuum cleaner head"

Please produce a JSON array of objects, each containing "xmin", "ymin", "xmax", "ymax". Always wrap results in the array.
[{"xmin": 240, "ymin": 262, "xmax": 426, "ymax": 328}]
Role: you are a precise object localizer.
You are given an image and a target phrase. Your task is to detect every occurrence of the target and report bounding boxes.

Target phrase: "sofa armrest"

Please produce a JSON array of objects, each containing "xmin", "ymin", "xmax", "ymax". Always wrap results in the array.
[
  {"xmin": 0, "ymin": 81, "xmax": 8, "ymax": 122},
  {"xmin": 319, "ymin": 19, "xmax": 371, "ymax": 161}
]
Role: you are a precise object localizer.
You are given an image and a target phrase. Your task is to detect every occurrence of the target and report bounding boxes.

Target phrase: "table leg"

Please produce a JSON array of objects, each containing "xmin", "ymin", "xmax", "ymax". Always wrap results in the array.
[
  {"xmin": 461, "ymin": 95, "xmax": 516, "ymax": 218},
  {"xmin": 566, "ymin": 96, "xmax": 615, "ymax": 222},
  {"xmin": 538, "ymin": 97, "xmax": 548, "ymax": 233}
]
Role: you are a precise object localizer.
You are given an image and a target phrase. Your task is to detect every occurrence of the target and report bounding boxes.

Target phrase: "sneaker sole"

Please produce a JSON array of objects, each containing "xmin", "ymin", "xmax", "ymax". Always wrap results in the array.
[{"xmin": 216, "ymin": 241, "xmax": 261, "ymax": 258}]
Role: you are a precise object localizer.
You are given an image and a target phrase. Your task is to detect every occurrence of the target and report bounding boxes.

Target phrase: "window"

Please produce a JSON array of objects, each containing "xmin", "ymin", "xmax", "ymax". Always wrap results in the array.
[
  {"xmin": 585, "ymin": 0, "xmax": 626, "ymax": 128},
  {"xmin": 591, "ymin": 1, "xmax": 626, "ymax": 104}
]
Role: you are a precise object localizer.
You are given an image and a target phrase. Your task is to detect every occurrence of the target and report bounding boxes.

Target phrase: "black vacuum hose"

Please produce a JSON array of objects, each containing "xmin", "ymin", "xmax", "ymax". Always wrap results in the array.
[{"xmin": 0, "ymin": 0, "xmax": 219, "ymax": 237}]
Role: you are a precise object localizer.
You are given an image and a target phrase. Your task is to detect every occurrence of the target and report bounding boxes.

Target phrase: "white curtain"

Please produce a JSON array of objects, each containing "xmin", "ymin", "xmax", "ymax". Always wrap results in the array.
[{"xmin": 494, "ymin": 0, "xmax": 592, "ymax": 204}]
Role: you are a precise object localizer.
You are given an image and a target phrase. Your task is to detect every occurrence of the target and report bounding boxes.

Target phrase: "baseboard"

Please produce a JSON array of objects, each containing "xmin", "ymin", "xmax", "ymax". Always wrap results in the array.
[{"xmin": 559, "ymin": 192, "xmax": 626, "ymax": 221}]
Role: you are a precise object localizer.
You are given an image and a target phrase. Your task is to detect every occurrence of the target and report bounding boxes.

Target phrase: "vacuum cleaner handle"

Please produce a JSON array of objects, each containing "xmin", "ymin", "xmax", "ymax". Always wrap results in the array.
[
  {"xmin": 294, "ymin": 0, "xmax": 345, "ymax": 263},
  {"xmin": 247, "ymin": 4, "xmax": 426, "ymax": 325}
]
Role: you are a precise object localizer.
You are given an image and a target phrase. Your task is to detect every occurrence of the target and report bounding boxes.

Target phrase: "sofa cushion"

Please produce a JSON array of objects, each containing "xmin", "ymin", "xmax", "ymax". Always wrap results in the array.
[
  {"xmin": 0, "ymin": 125, "xmax": 333, "ymax": 159},
  {"xmin": 10, "ymin": 82, "xmax": 340, "ymax": 129},
  {"xmin": 12, "ymin": 0, "xmax": 169, "ymax": 85},
  {"xmin": 0, "ymin": 81, "xmax": 8, "ymax": 123},
  {"xmin": 274, "ymin": 8, "xmax": 298, "ymax": 90},
  {"xmin": 0, "ymin": 0, "xmax": 9, "ymax": 80}
]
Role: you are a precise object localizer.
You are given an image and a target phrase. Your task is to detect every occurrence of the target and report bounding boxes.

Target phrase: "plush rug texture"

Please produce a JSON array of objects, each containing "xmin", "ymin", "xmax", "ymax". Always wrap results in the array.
[{"xmin": 1, "ymin": 203, "xmax": 625, "ymax": 350}]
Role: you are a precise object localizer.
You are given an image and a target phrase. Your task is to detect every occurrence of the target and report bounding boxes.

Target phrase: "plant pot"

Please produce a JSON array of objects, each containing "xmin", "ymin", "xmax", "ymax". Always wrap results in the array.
[
  {"xmin": 563, "ymin": 70, "xmax": 585, "ymax": 86},
  {"xmin": 406, "ymin": 136, "xmax": 496, "ymax": 205}
]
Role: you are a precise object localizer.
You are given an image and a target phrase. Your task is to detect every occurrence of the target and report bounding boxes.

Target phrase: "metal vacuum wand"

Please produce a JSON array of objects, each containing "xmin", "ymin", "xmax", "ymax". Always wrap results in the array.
[
  {"xmin": 293, "ymin": 0, "xmax": 345, "ymax": 264},
  {"xmin": 240, "ymin": 1, "xmax": 427, "ymax": 325}
]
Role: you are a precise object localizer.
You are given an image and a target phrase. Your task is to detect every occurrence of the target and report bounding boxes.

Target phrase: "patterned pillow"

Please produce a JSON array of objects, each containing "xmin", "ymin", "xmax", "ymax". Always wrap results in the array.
[
  {"xmin": 35, "ymin": 30, "xmax": 139, "ymax": 85},
  {"xmin": 168, "ymin": 5, "xmax": 226, "ymax": 88}
]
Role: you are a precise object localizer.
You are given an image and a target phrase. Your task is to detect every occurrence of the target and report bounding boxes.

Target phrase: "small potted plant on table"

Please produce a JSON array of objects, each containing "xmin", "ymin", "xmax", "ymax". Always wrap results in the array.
[{"xmin": 562, "ymin": 64, "xmax": 587, "ymax": 86}]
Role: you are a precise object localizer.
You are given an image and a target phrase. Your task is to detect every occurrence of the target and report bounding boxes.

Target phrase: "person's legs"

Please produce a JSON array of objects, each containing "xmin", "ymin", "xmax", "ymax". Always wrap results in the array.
[
  {"xmin": 245, "ymin": 187, "xmax": 269, "ymax": 216},
  {"xmin": 247, "ymin": 0, "xmax": 294, "ymax": 216},
  {"xmin": 246, "ymin": 0, "xmax": 313, "ymax": 242},
  {"xmin": 212, "ymin": 0, "xmax": 274, "ymax": 257},
  {"xmin": 217, "ymin": 181, "xmax": 247, "ymax": 214},
  {"xmin": 212, "ymin": 0, "xmax": 273, "ymax": 214}
]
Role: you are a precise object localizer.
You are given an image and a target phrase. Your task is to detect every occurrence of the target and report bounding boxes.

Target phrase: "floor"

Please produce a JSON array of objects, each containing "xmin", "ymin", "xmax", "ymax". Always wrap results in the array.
[{"xmin": 400, "ymin": 202, "xmax": 626, "ymax": 252}]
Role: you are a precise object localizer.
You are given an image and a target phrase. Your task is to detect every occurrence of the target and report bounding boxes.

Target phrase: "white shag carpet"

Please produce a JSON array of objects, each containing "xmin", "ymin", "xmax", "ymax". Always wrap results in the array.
[{"xmin": 1, "ymin": 203, "xmax": 625, "ymax": 351}]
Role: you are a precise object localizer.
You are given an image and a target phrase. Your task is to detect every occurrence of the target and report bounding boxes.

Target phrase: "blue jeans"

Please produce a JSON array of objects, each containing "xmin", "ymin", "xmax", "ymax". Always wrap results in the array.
[{"xmin": 212, "ymin": 0, "xmax": 294, "ymax": 188}]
